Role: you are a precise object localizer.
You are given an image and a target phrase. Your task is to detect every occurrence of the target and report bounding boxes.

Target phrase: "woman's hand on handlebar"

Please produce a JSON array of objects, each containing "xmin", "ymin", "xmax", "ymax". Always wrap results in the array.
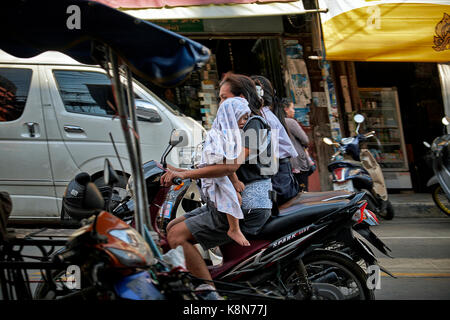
[{"xmin": 161, "ymin": 170, "xmax": 186, "ymax": 187}]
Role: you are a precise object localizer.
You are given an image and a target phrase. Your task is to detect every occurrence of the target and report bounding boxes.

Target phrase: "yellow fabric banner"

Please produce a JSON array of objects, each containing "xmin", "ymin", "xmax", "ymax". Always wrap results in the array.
[{"xmin": 318, "ymin": 0, "xmax": 450, "ymax": 62}]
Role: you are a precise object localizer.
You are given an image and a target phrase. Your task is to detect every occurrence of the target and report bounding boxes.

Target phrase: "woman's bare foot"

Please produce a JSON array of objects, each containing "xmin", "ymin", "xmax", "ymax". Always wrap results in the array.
[{"xmin": 227, "ymin": 229, "xmax": 250, "ymax": 246}]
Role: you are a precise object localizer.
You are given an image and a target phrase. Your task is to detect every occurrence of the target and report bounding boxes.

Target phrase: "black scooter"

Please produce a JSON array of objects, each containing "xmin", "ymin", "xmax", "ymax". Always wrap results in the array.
[
  {"xmin": 323, "ymin": 114, "xmax": 395, "ymax": 220},
  {"xmin": 424, "ymin": 116, "xmax": 450, "ymax": 217}
]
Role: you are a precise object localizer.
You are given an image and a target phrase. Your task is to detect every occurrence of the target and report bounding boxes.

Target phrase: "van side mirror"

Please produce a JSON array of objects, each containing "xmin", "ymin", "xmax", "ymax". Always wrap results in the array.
[
  {"xmin": 83, "ymin": 182, "xmax": 105, "ymax": 211},
  {"xmin": 137, "ymin": 108, "xmax": 162, "ymax": 123},
  {"xmin": 135, "ymin": 100, "xmax": 162, "ymax": 123}
]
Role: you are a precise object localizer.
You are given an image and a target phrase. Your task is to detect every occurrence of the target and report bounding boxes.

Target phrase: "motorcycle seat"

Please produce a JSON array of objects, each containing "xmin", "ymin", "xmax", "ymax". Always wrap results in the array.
[
  {"xmin": 328, "ymin": 160, "xmax": 363, "ymax": 170},
  {"xmin": 279, "ymin": 190, "xmax": 352, "ymax": 210},
  {"xmin": 248, "ymin": 199, "xmax": 350, "ymax": 240}
]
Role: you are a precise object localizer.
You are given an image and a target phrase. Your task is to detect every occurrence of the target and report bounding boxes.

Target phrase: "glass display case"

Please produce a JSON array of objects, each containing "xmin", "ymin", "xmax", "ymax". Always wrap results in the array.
[{"xmin": 358, "ymin": 87, "xmax": 412, "ymax": 188}]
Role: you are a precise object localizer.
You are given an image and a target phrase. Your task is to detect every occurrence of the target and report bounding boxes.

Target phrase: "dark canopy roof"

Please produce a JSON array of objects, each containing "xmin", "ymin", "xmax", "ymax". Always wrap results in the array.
[{"xmin": 0, "ymin": 0, "xmax": 210, "ymax": 86}]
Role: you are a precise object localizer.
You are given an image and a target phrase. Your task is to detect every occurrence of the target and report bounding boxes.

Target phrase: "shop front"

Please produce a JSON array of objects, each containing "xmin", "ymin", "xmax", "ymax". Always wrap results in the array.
[
  {"xmin": 318, "ymin": 0, "xmax": 450, "ymax": 192},
  {"xmin": 96, "ymin": 0, "xmax": 336, "ymax": 191}
]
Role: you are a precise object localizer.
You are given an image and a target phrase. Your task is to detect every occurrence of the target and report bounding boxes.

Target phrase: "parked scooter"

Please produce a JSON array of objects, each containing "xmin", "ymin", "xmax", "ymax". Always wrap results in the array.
[
  {"xmin": 424, "ymin": 116, "xmax": 450, "ymax": 217},
  {"xmin": 323, "ymin": 114, "xmax": 395, "ymax": 220},
  {"xmin": 112, "ymin": 130, "xmax": 394, "ymax": 300}
]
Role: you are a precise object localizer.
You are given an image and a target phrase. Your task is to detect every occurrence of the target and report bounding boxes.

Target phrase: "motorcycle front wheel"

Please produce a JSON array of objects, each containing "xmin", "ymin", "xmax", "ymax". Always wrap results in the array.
[{"xmin": 431, "ymin": 185, "xmax": 450, "ymax": 217}]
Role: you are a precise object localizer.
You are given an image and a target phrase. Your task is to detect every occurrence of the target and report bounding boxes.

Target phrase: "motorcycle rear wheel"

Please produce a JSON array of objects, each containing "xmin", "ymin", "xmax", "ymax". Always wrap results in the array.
[
  {"xmin": 431, "ymin": 185, "xmax": 450, "ymax": 217},
  {"xmin": 286, "ymin": 250, "xmax": 375, "ymax": 300}
]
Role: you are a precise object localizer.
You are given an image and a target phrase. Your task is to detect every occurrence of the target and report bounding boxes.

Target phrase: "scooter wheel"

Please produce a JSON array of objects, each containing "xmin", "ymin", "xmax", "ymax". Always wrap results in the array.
[
  {"xmin": 378, "ymin": 200, "xmax": 395, "ymax": 220},
  {"xmin": 431, "ymin": 185, "xmax": 450, "ymax": 217},
  {"xmin": 363, "ymin": 195, "xmax": 394, "ymax": 220}
]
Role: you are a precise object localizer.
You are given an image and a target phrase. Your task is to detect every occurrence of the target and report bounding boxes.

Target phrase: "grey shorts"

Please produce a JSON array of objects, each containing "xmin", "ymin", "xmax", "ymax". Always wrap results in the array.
[{"xmin": 184, "ymin": 204, "xmax": 271, "ymax": 251}]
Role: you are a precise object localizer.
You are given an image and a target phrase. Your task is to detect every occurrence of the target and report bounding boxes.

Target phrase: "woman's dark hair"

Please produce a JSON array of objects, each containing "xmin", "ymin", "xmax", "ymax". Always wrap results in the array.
[
  {"xmin": 251, "ymin": 75, "xmax": 289, "ymax": 133},
  {"xmin": 219, "ymin": 74, "xmax": 262, "ymax": 115},
  {"xmin": 280, "ymin": 97, "xmax": 293, "ymax": 109}
]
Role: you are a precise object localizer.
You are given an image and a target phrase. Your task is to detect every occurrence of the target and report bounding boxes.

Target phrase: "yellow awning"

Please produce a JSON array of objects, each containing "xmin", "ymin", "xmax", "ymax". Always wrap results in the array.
[{"xmin": 318, "ymin": 0, "xmax": 450, "ymax": 62}]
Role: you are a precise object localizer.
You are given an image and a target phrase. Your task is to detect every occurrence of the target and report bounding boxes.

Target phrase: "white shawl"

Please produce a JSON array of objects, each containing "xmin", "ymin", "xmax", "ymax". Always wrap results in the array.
[{"xmin": 200, "ymin": 97, "xmax": 250, "ymax": 219}]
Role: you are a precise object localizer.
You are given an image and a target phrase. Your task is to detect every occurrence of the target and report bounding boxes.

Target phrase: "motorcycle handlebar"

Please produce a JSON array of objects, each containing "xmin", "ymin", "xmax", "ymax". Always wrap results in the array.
[
  {"xmin": 172, "ymin": 177, "xmax": 183, "ymax": 185},
  {"xmin": 364, "ymin": 131, "xmax": 376, "ymax": 137},
  {"xmin": 331, "ymin": 150, "xmax": 341, "ymax": 159}
]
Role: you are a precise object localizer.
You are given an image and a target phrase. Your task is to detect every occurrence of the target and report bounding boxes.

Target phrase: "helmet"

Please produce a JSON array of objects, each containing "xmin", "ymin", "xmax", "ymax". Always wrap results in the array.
[{"xmin": 63, "ymin": 172, "xmax": 98, "ymax": 220}]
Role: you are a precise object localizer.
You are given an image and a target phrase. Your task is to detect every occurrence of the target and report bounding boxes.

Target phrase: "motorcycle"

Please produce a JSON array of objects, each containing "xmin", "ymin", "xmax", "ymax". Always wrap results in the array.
[
  {"xmin": 323, "ymin": 114, "xmax": 395, "ymax": 220},
  {"xmin": 424, "ymin": 116, "xmax": 450, "ymax": 217},
  {"xmin": 0, "ymin": 0, "xmax": 210, "ymax": 300},
  {"xmin": 34, "ymin": 160, "xmax": 198, "ymax": 300},
  {"xmin": 112, "ymin": 130, "xmax": 394, "ymax": 300}
]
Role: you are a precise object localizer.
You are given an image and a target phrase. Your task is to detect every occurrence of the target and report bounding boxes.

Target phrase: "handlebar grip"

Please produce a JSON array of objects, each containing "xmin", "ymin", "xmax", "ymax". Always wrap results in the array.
[{"xmin": 172, "ymin": 177, "xmax": 183, "ymax": 185}]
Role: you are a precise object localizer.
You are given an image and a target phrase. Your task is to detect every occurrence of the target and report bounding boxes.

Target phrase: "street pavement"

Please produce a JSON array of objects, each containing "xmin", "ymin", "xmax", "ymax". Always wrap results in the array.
[{"xmin": 369, "ymin": 217, "xmax": 450, "ymax": 300}]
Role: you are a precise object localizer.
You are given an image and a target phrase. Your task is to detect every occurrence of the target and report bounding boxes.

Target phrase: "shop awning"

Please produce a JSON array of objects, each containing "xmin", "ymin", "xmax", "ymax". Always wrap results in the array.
[
  {"xmin": 94, "ymin": 0, "xmax": 313, "ymax": 19},
  {"xmin": 318, "ymin": 0, "xmax": 450, "ymax": 62}
]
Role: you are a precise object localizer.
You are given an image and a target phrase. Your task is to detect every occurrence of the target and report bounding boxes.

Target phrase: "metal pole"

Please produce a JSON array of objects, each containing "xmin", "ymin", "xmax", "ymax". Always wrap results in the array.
[
  {"xmin": 125, "ymin": 66, "xmax": 152, "ymax": 230},
  {"xmin": 108, "ymin": 48, "xmax": 149, "ymax": 236}
]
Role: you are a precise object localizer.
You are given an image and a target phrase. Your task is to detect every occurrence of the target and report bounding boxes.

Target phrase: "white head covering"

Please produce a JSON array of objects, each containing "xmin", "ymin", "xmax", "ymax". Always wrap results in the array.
[
  {"xmin": 200, "ymin": 97, "xmax": 251, "ymax": 219},
  {"xmin": 201, "ymin": 97, "xmax": 250, "ymax": 165}
]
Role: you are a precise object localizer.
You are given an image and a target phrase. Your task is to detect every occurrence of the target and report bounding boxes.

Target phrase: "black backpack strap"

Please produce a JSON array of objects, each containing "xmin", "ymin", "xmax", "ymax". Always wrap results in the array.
[{"xmin": 243, "ymin": 115, "xmax": 271, "ymax": 131}]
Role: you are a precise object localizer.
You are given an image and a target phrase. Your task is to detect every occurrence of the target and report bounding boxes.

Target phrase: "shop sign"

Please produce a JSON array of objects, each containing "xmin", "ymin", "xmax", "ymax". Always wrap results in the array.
[{"xmin": 152, "ymin": 19, "xmax": 204, "ymax": 32}]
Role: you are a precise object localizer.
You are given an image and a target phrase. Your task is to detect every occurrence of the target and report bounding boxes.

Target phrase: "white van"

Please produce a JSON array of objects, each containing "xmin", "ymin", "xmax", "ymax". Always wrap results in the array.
[{"xmin": 0, "ymin": 50, "xmax": 205, "ymax": 221}]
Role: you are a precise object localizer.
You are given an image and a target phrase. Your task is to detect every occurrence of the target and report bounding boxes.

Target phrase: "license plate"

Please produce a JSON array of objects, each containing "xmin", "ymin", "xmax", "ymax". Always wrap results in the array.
[{"xmin": 333, "ymin": 180, "xmax": 354, "ymax": 192}]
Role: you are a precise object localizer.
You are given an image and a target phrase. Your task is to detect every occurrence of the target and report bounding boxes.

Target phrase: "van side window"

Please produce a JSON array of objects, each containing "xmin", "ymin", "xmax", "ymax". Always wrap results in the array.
[
  {"xmin": 0, "ymin": 68, "xmax": 32, "ymax": 122},
  {"xmin": 54, "ymin": 70, "xmax": 121, "ymax": 117}
]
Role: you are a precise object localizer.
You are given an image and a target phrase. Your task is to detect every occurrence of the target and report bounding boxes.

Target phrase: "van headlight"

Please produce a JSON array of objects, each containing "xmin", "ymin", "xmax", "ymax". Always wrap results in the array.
[{"xmin": 108, "ymin": 228, "xmax": 155, "ymax": 267}]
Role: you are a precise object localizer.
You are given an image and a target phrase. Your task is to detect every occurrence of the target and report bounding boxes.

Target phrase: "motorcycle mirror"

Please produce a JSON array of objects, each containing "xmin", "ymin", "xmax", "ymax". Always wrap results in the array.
[
  {"xmin": 169, "ymin": 129, "xmax": 188, "ymax": 147},
  {"xmin": 354, "ymin": 114, "xmax": 365, "ymax": 124},
  {"xmin": 83, "ymin": 182, "xmax": 105, "ymax": 211},
  {"xmin": 442, "ymin": 116, "xmax": 450, "ymax": 126},
  {"xmin": 103, "ymin": 159, "xmax": 120, "ymax": 186},
  {"xmin": 423, "ymin": 141, "xmax": 431, "ymax": 148},
  {"xmin": 323, "ymin": 137, "xmax": 334, "ymax": 145}
]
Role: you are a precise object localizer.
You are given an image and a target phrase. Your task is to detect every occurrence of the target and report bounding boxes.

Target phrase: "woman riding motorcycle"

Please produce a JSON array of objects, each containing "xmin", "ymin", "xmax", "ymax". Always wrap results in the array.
[{"xmin": 161, "ymin": 74, "xmax": 273, "ymax": 299}]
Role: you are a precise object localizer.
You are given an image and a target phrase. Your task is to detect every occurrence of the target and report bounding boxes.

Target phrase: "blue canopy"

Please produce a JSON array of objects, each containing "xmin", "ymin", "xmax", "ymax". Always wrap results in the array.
[{"xmin": 0, "ymin": 0, "xmax": 210, "ymax": 86}]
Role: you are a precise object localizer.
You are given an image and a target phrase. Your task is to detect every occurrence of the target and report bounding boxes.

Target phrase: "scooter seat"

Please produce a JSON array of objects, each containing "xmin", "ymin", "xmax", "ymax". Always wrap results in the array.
[
  {"xmin": 328, "ymin": 160, "xmax": 363, "ymax": 170},
  {"xmin": 279, "ymin": 190, "xmax": 352, "ymax": 210},
  {"xmin": 249, "ymin": 200, "xmax": 350, "ymax": 240}
]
